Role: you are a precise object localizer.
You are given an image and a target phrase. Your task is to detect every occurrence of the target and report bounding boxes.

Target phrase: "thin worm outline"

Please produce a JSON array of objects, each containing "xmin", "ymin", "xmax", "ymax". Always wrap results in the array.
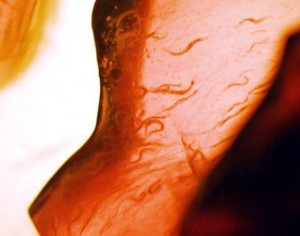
[{"xmin": 165, "ymin": 37, "xmax": 207, "ymax": 56}]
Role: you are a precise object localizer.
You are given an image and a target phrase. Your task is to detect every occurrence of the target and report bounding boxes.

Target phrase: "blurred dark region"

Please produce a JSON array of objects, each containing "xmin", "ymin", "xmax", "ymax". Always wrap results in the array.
[{"xmin": 181, "ymin": 31, "xmax": 300, "ymax": 236}]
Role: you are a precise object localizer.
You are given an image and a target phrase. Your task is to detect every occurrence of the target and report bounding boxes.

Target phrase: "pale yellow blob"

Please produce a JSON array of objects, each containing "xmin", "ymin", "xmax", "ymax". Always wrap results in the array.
[{"xmin": 0, "ymin": 0, "xmax": 57, "ymax": 88}]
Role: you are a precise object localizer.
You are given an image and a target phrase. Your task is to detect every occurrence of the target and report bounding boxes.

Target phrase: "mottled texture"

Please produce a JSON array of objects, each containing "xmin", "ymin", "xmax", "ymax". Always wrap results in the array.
[
  {"xmin": 28, "ymin": 0, "xmax": 300, "ymax": 235},
  {"xmin": 181, "ymin": 32, "xmax": 300, "ymax": 236}
]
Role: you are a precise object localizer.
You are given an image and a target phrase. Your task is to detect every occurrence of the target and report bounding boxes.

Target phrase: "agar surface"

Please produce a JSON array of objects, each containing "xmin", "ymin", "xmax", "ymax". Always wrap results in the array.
[
  {"xmin": 15, "ymin": 0, "xmax": 300, "ymax": 235},
  {"xmin": 181, "ymin": 31, "xmax": 300, "ymax": 235}
]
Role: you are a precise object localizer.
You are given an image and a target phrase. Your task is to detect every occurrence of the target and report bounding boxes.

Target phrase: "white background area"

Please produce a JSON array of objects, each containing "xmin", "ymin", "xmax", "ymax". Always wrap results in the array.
[{"xmin": 0, "ymin": 0, "xmax": 99, "ymax": 235}]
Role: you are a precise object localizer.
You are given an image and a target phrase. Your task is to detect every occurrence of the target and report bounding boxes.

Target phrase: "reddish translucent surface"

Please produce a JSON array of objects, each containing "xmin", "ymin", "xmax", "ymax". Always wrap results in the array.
[
  {"xmin": 181, "ymin": 32, "xmax": 300, "ymax": 236},
  {"xmin": 28, "ymin": 0, "xmax": 300, "ymax": 235}
]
